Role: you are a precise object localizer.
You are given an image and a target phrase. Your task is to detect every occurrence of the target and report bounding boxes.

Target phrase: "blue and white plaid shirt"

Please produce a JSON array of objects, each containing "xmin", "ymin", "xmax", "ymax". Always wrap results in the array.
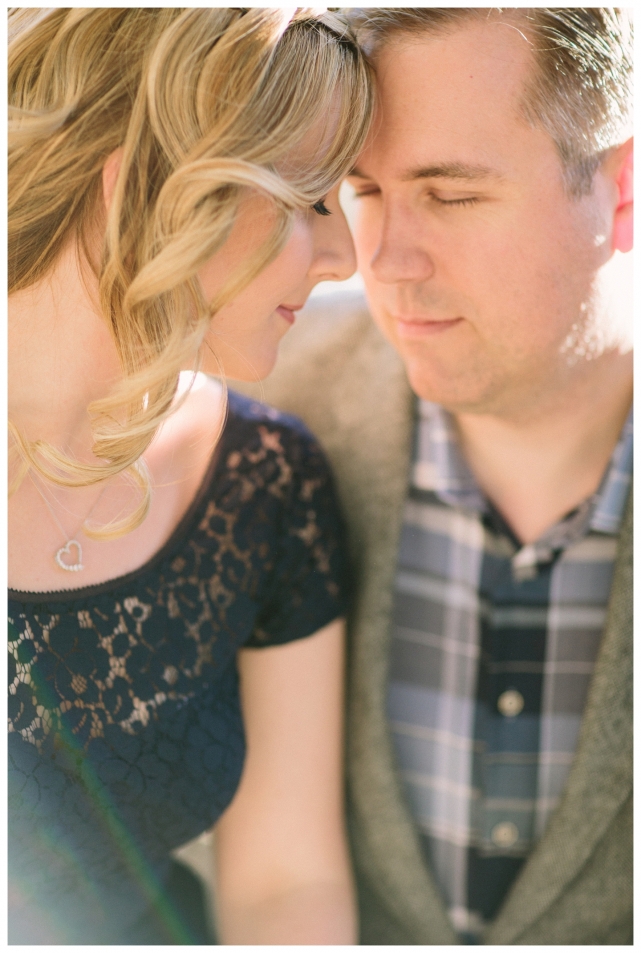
[{"xmin": 387, "ymin": 400, "xmax": 632, "ymax": 942}]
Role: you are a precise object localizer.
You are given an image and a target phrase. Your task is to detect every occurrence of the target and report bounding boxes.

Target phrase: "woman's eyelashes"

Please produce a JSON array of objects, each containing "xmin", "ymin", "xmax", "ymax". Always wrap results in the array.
[{"xmin": 311, "ymin": 199, "xmax": 332, "ymax": 216}]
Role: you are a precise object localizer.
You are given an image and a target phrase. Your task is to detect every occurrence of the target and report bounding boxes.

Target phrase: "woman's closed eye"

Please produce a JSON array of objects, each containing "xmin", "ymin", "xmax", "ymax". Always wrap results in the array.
[{"xmin": 311, "ymin": 199, "xmax": 332, "ymax": 216}]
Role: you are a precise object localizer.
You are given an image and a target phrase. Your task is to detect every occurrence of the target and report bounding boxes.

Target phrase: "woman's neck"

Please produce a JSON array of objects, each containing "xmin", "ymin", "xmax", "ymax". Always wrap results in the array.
[{"xmin": 9, "ymin": 242, "xmax": 123, "ymax": 463}]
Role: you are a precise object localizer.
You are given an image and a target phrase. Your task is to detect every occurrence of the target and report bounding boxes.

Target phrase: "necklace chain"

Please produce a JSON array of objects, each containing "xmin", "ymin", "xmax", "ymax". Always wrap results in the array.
[{"xmin": 29, "ymin": 472, "xmax": 109, "ymax": 572}]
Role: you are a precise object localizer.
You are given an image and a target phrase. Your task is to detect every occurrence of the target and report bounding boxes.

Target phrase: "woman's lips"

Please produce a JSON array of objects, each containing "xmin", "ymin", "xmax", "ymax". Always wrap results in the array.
[
  {"xmin": 276, "ymin": 304, "xmax": 301, "ymax": 325},
  {"xmin": 395, "ymin": 316, "xmax": 463, "ymax": 338}
]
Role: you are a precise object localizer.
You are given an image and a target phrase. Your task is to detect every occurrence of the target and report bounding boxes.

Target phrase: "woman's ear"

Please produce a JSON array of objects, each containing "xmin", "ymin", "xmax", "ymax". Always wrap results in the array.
[
  {"xmin": 611, "ymin": 137, "xmax": 633, "ymax": 254},
  {"xmin": 102, "ymin": 147, "xmax": 124, "ymax": 213}
]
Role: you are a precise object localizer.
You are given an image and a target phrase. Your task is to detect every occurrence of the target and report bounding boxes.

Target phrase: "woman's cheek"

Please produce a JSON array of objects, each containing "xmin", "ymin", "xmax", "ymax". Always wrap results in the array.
[{"xmin": 275, "ymin": 217, "xmax": 315, "ymax": 284}]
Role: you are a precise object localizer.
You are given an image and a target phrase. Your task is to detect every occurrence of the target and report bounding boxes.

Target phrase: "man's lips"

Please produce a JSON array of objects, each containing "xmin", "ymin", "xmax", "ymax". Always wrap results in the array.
[
  {"xmin": 276, "ymin": 304, "xmax": 303, "ymax": 325},
  {"xmin": 394, "ymin": 315, "xmax": 464, "ymax": 338}
]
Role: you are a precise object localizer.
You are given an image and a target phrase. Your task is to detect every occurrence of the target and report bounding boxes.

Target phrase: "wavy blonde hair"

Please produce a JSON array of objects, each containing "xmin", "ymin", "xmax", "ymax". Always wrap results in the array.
[{"xmin": 9, "ymin": 7, "xmax": 373, "ymax": 536}]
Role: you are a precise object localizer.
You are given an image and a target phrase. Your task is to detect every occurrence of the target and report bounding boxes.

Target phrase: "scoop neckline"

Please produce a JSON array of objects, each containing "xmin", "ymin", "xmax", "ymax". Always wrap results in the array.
[{"xmin": 8, "ymin": 406, "xmax": 232, "ymax": 605}]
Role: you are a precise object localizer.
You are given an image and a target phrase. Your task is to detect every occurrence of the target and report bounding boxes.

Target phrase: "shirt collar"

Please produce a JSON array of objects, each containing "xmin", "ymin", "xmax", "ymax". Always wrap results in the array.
[
  {"xmin": 413, "ymin": 399, "xmax": 633, "ymax": 567},
  {"xmin": 589, "ymin": 406, "xmax": 633, "ymax": 534},
  {"xmin": 412, "ymin": 400, "xmax": 485, "ymax": 511}
]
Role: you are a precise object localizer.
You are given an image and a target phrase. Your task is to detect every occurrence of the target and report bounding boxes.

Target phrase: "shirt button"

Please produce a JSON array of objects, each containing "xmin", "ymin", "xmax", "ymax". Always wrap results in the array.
[
  {"xmin": 491, "ymin": 821, "xmax": 519, "ymax": 848},
  {"xmin": 497, "ymin": 689, "xmax": 524, "ymax": 717}
]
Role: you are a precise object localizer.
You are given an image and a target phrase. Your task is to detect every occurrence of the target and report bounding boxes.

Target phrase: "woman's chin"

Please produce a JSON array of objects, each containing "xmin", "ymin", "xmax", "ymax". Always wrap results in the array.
[{"xmin": 201, "ymin": 346, "xmax": 279, "ymax": 384}]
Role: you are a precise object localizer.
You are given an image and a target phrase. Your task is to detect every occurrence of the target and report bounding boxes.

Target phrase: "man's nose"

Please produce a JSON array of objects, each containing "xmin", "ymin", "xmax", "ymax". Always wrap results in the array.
[{"xmin": 370, "ymin": 209, "xmax": 434, "ymax": 284}]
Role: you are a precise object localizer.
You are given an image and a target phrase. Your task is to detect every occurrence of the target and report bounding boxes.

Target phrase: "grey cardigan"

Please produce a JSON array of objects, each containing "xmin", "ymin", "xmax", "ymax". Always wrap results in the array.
[{"xmin": 238, "ymin": 291, "xmax": 632, "ymax": 945}]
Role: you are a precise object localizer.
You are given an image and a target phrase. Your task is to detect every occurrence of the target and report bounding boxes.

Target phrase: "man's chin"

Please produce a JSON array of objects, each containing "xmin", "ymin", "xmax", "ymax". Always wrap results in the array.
[
  {"xmin": 404, "ymin": 362, "xmax": 496, "ymax": 415},
  {"xmin": 369, "ymin": 310, "xmax": 504, "ymax": 412}
]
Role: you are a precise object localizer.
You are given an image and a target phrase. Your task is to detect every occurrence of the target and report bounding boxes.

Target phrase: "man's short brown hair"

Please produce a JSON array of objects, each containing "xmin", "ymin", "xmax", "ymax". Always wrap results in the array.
[{"xmin": 347, "ymin": 7, "xmax": 633, "ymax": 197}]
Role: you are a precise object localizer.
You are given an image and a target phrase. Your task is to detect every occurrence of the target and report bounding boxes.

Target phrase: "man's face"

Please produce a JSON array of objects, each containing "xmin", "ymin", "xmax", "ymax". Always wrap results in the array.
[{"xmin": 348, "ymin": 19, "xmax": 615, "ymax": 416}]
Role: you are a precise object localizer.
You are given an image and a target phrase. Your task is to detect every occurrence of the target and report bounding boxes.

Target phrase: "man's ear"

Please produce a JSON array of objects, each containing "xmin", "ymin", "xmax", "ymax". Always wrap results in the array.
[
  {"xmin": 610, "ymin": 137, "xmax": 633, "ymax": 254},
  {"xmin": 102, "ymin": 147, "xmax": 124, "ymax": 213}
]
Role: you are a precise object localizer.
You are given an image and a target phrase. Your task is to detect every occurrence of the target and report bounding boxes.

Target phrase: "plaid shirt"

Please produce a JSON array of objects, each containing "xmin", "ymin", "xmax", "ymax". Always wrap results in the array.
[{"xmin": 387, "ymin": 400, "xmax": 633, "ymax": 942}]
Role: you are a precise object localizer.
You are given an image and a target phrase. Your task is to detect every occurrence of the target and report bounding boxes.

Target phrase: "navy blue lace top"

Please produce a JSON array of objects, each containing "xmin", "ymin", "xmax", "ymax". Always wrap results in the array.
[{"xmin": 8, "ymin": 391, "xmax": 349, "ymax": 944}]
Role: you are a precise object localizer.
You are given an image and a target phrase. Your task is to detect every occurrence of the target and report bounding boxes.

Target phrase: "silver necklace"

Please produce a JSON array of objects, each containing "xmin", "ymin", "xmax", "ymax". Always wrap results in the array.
[{"xmin": 29, "ymin": 473, "xmax": 109, "ymax": 572}]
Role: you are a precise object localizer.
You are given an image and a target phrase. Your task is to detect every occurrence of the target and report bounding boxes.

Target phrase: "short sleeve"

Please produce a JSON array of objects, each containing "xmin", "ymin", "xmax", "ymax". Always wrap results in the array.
[{"xmin": 245, "ymin": 425, "xmax": 351, "ymax": 648}]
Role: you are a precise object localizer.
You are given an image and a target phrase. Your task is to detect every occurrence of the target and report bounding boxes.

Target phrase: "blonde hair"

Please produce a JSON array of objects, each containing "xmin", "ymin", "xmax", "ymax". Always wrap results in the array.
[{"xmin": 9, "ymin": 7, "xmax": 373, "ymax": 536}]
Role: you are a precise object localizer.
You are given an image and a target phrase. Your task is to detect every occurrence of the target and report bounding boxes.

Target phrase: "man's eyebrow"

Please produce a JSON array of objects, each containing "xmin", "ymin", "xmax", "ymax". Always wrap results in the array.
[
  {"xmin": 347, "ymin": 162, "xmax": 504, "ymax": 182},
  {"xmin": 402, "ymin": 162, "xmax": 504, "ymax": 182}
]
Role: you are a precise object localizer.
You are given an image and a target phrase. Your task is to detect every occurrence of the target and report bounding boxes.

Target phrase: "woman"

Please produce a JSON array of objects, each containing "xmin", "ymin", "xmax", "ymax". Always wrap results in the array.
[{"xmin": 8, "ymin": 8, "xmax": 372, "ymax": 944}]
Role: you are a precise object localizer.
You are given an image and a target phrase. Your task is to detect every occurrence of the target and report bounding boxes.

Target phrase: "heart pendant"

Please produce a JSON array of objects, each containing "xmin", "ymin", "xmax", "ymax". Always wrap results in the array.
[{"xmin": 55, "ymin": 539, "xmax": 84, "ymax": 572}]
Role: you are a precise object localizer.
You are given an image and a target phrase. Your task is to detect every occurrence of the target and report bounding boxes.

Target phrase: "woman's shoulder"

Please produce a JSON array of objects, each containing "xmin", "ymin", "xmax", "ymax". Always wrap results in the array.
[
  {"xmin": 217, "ymin": 388, "xmax": 337, "ymax": 501},
  {"xmin": 144, "ymin": 372, "xmax": 331, "ymax": 513},
  {"xmin": 226, "ymin": 388, "xmax": 322, "ymax": 452},
  {"xmin": 150, "ymin": 373, "xmax": 326, "ymax": 481},
  {"xmin": 150, "ymin": 374, "xmax": 341, "ymax": 550}
]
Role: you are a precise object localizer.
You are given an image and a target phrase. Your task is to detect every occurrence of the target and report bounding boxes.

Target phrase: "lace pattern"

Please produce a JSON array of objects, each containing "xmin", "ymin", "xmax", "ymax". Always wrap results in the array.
[{"xmin": 8, "ymin": 392, "xmax": 349, "ymax": 943}]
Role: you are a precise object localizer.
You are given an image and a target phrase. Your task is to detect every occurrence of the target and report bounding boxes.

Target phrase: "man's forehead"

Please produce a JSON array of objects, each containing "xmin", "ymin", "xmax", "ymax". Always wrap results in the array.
[
  {"xmin": 350, "ymin": 20, "xmax": 541, "ymax": 185},
  {"xmin": 376, "ymin": 14, "xmax": 534, "ymax": 75},
  {"xmin": 373, "ymin": 20, "xmax": 534, "ymax": 124}
]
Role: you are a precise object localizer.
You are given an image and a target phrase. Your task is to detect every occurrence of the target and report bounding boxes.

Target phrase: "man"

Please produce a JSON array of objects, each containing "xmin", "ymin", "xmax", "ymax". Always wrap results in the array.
[{"xmin": 241, "ymin": 8, "xmax": 633, "ymax": 944}]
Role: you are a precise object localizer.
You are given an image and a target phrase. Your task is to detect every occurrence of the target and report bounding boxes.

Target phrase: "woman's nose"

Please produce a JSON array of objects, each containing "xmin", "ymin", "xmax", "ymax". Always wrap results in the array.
[{"xmin": 309, "ymin": 201, "xmax": 357, "ymax": 283}]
